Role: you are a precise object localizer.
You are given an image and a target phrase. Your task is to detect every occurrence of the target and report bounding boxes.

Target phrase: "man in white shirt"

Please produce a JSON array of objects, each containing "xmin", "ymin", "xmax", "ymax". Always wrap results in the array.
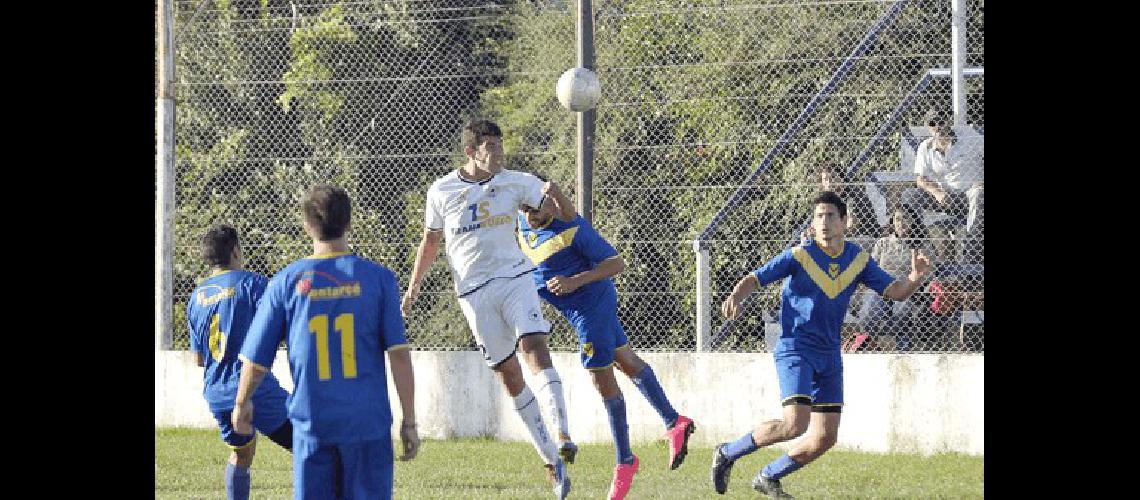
[
  {"xmin": 902, "ymin": 112, "xmax": 984, "ymax": 238},
  {"xmin": 401, "ymin": 119, "xmax": 573, "ymax": 499}
]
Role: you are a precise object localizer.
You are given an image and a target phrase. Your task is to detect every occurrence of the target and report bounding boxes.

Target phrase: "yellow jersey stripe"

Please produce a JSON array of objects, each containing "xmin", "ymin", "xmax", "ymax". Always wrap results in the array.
[
  {"xmin": 517, "ymin": 226, "xmax": 579, "ymax": 265},
  {"xmin": 792, "ymin": 247, "xmax": 869, "ymax": 299},
  {"xmin": 305, "ymin": 251, "xmax": 352, "ymax": 259}
]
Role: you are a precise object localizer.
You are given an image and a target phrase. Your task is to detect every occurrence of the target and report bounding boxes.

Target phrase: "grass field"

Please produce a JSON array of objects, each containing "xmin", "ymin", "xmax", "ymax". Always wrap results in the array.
[{"xmin": 156, "ymin": 428, "xmax": 983, "ymax": 498}]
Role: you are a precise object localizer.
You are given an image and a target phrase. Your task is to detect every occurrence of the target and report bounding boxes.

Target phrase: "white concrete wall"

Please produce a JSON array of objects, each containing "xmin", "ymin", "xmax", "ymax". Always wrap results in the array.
[{"xmin": 156, "ymin": 351, "xmax": 983, "ymax": 455}]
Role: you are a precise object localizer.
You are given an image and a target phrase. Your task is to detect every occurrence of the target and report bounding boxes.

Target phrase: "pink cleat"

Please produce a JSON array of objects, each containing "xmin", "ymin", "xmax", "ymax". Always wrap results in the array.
[
  {"xmin": 608, "ymin": 454, "xmax": 639, "ymax": 500},
  {"xmin": 666, "ymin": 415, "xmax": 696, "ymax": 470}
]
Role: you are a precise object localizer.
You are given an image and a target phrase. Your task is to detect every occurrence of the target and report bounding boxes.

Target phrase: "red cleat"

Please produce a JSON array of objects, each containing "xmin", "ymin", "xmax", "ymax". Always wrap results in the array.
[
  {"xmin": 666, "ymin": 415, "xmax": 696, "ymax": 470},
  {"xmin": 608, "ymin": 454, "xmax": 639, "ymax": 500}
]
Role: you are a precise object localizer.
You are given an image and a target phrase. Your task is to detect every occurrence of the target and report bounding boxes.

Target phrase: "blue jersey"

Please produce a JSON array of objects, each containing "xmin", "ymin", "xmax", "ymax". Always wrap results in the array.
[
  {"xmin": 240, "ymin": 252, "xmax": 409, "ymax": 445},
  {"xmin": 517, "ymin": 214, "xmax": 619, "ymax": 310},
  {"xmin": 754, "ymin": 241, "xmax": 895, "ymax": 354},
  {"xmin": 187, "ymin": 269, "xmax": 286, "ymax": 412}
]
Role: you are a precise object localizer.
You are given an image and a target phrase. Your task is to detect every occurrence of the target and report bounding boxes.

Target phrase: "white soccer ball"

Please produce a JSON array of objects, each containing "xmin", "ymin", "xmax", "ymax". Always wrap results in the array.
[{"xmin": 556, "ymin": 67, "xmax": 601, "ymax": 112}]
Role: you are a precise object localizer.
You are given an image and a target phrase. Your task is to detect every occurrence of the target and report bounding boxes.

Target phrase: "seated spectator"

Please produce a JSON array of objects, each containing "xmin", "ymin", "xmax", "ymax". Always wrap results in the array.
[
  {"xmin": 901, "ymin": 111, "xmax": 984, "ymax": 246},
  {"xmin": 857, "ymin": 207, "xmax": 935, "ymax": 351}
]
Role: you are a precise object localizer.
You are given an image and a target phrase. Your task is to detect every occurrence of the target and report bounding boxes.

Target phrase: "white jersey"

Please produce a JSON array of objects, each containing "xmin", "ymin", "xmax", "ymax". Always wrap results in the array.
[{"xmin": 425, "ymin": 168, "xmax": 546, "ymax": 296}]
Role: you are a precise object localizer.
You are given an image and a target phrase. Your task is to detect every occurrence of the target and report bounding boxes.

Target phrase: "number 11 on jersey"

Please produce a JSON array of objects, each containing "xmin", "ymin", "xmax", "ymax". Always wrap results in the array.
[{"xmin": 308, "ymin": 313, "xmax": 357, "ymax": 380}]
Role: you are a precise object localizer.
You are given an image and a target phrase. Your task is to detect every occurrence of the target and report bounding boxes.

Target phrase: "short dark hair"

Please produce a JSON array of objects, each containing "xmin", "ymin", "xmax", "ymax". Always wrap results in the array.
[
  {"xmin": 923, "ymin": 109, "xmax": 949, "ymax": 128},
  {"xmin": 301, "ymin": 184, "xmax": 352, "ymax": 240},
  {"xmin": 201, "ymin": 225, "xmax": 239, "ymax": 268},
  {"xmin": 461, "ymin": 119, "xmax": 502, "ymax": 150},
  {"xmin": 811, "ymin": 190, "xmax": 847, "ymax": 219}
]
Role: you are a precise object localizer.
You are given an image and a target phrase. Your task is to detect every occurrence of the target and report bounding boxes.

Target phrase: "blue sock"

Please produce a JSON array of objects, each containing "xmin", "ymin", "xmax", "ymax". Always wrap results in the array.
[
  {"xmin": 762, "ymin": 454, "xmax": 804, "ymax": 481},
  {"xmin": 225, "ymin": 463, "xmax": 250, "ymax": 500},
  {"xmin": 721, "ymin": 432, "xmax": 759, "ymax": 461},
  {"xmin": 603, "ymin": 396, "xmax": 636, "ymax": 465},
  {"xmin": 630, "ymin": 366, "xmax": 680, "ymax": 428}
]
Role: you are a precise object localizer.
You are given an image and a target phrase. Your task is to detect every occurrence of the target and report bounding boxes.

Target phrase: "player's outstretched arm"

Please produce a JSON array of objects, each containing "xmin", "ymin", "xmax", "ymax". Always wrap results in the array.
[
  {"xmin": 542, "ymin": 181, "xmax": 577, "ymax": 222},
  {"xmin": 402, "ymin": 229, "xmax": 443, "ymax": 318},
  {"xmin": 722, "ymin": 274, "xmax": 759, "ymax": 320},
  {"xmin": 232, "ymin": 360, "xmax": 269, "ymax": 435},
  {"xmin": 883, "ymin": 249, "xmax": 933, "ymax": 301},
  {"xmin": 388, "ymin": 348, "xmax": 420, "ymax": 461},
  {"xmin": 547, "ymin": 255, "xmax": 625, "ymax": 296}
]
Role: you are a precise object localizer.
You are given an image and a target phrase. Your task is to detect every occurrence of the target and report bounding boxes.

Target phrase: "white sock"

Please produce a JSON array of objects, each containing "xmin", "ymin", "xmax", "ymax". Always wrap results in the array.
[
  {"xmin": 536, "ymin": 367, "xmax": 570, "ymax": 440},
  {"xmin": 513, "ymin": 385, "xmax": 559, "ymax": 465}
]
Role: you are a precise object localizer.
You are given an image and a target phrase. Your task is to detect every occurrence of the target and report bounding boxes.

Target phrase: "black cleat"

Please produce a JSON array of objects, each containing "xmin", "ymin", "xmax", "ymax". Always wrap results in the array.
[
  {"xmin": 753, "ymin": 472, "xmax": 794, "ymax": 499},
  {"xmin": 710, "ymin": 443, "xmax": 735, "ymax": 494}
]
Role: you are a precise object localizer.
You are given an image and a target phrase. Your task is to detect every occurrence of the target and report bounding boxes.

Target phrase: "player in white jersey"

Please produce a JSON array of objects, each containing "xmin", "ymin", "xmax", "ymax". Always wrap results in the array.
[{"xmin": 402, "ymin": 119, "xmax": 574, "ymax": 499}]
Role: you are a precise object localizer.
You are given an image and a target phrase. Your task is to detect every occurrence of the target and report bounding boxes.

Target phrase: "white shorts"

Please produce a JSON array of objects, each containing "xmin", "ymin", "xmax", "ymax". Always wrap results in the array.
[{"xmin": 457, "ymin": 274, "xmax": 552, "ymax": 367}]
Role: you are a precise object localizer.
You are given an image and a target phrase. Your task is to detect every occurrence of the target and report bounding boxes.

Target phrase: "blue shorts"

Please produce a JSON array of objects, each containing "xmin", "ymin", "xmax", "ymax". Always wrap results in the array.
[
  {"xmin": 773, "ymin": 349, "xmax": 844, "ymax": 412},
  {"xmin": 212, "ymin": 384, "xmax": 290, "ymax": 449},
  {"xmin": 556, "ymin": 282, "xmax": 629, "ymax": 370},
  {"xmin": 293, "ymin": 435, "xmax": 394, "ymax": 500}
]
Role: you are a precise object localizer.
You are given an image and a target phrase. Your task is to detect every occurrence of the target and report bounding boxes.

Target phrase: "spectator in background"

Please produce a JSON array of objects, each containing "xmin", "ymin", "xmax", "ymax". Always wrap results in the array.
[
  {"xmin": 901, "ymin": 111, "xmax": 984, "ymax": 246},
  {"xmin": 857, "ymin": 207, "xmax": 935, "ymax": 351}
]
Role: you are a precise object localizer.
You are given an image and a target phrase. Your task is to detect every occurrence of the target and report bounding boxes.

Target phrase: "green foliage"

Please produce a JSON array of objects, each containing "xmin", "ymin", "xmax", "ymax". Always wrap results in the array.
[
  {"xmin": 169, "ymin": 0, "xmax": 982, "ymax": 350},
  {"xmin": 277, "ymin": 4, "xmax": 357, "ymax": 122}
]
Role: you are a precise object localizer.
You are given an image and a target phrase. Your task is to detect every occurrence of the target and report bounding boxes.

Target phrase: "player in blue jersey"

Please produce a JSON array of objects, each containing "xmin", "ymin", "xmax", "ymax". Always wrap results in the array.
[
  {"xmin": 187, "ymin": 225, "xmax": 293, "ymax": 500},
  {"xmin": 232, "ymin": 185, "xmax": 419, "ymax": 500},
  {"xmin": 711, "ymin": 191, "xmax": 931, "ymax": 498},
  {"xmin": 518, "ymin": 193, "xmax": 696, "ymax": 500}
]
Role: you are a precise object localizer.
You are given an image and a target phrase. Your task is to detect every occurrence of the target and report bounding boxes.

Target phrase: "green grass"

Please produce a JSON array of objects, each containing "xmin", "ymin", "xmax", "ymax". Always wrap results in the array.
[{"xmin": 156, "ymin": 428, "xmax": 983, "ymax": 498}]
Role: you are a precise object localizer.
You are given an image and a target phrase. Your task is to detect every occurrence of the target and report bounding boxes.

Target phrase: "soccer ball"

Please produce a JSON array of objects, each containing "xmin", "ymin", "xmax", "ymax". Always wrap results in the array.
[{"xmin": 556, "ymin": 67, "xmax": 601, "ymax": 112}]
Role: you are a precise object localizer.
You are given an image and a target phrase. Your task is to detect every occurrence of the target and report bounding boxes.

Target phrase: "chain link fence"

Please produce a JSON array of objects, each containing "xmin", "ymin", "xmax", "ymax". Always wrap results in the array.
[{"xmin": 166, "ymin": 0, "xmax": 983, "ymax": 354}]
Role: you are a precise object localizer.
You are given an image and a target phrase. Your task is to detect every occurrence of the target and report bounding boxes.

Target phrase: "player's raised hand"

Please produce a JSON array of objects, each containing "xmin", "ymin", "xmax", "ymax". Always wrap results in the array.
[
  {"xmin": 722, "ymin": 294, "xmax": 741, "ymax": 321},
  {"xmin": 398, "ymin": 422, "xmax": 420, "ymax": 461},
  {"xmin": 910, "ymin": 249, "xmax": 932, "ymax": 280},
  {"xmin": 546, "ymin": 275, "xmax": 581, "ymax": 296},
  {"xmin": 232, "ymin": 400, "xmax": 254, "ymax": 436},
  {"xmin": 401, "ymin": 287, "xmax": 418, "ymax": 318}
]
